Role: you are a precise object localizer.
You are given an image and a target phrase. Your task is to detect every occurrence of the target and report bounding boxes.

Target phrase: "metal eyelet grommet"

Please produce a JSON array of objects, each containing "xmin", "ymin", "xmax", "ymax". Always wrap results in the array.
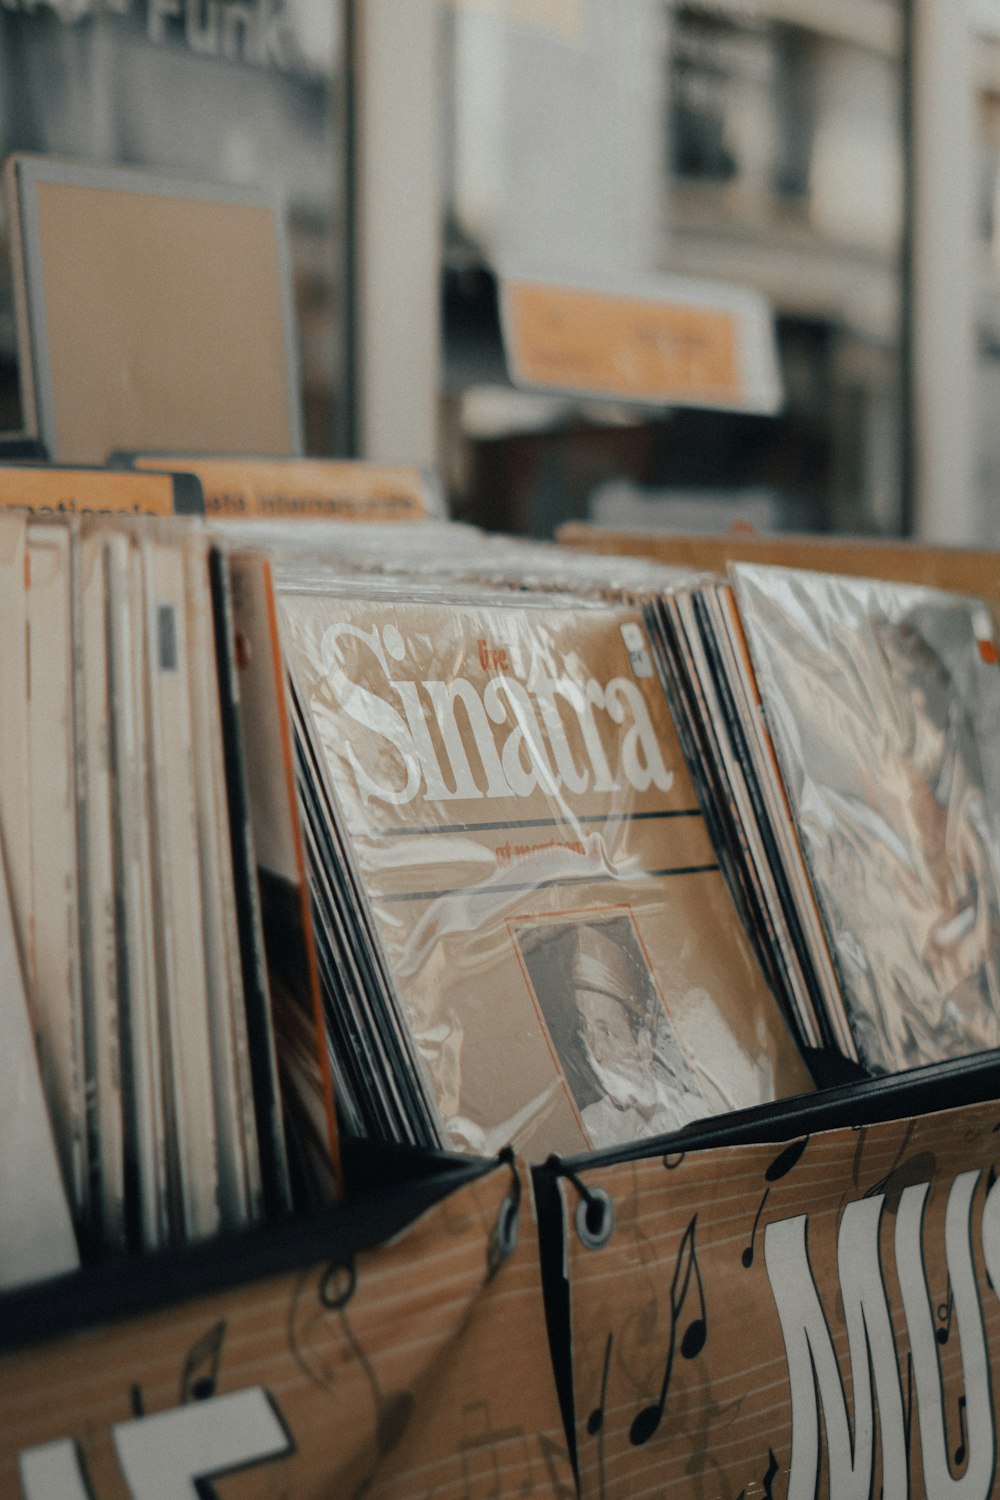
[{"xmin": 575, "ymin": 1186, "xmax": 615, "ymax": 1250}]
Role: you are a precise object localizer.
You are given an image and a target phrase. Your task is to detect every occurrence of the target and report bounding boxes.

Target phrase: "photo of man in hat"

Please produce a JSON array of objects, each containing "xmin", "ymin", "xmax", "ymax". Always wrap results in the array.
[{"xmin": 514, "ymin": 914, "xmax": 705, "ymax": 1149}]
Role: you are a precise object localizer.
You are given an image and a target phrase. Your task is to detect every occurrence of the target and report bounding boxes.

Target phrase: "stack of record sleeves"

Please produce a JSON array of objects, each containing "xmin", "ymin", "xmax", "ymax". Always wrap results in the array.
[
  {"xmin": 0, "ymin": 512, "xmax": 338, "ymax": 1289},
  {"xmin": 274, "ymin": 550, "xmax": 812, "ymax": 1159}
]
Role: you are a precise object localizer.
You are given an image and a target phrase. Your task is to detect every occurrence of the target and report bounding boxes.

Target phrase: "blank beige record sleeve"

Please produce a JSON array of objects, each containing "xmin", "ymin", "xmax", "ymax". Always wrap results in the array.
[{"xmin": 4, "ymin": 155, "xmax": 303, "ymax": 464}]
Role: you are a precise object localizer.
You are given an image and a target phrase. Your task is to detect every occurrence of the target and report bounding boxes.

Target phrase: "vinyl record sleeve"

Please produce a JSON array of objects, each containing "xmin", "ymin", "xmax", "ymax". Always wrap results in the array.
[
  {"xmin": 669, "ymin": 586, "xmax": 819, "ymax": 1047},
  {"xmin": 710, "ymin": 583, "xmax": 850, "ymax": 1054},
  {"xmin": 140, "ymin": 534, "xmax": 220, "ymax": 1241},
  {"xmin": 207, "ymin": 551, "xmax": 292, "ymax": 1219},
  {"xmin": 74, "ymin": 528, "xmax": 126, "ymax": 1248},
  {"xmin": 733, "ymin": 563, "xmax": 1000, "ymax": 1073},
  {"xmin": 279, "ymin": 586, "xmax": 812, "ymax": 1159},
  {"xmin": 184, "ymin": 541, "xmax": 260, "ymax": 1230},
  {"xmin": 0, "ymin": 514, "xmax": 33, "ymax": 990},
  {"xmin": 26, "ymin": 522, "xmax": 88, "ymax": 1222},
  {"xmin": 288, "ymin": 674, "xmax": 435, "ymax": 1145},
  {"xmin": 104, "ymin": 527, "xmax": 168, "ymax": 1250},
  {"xmin": 0, "ymin": 833, "xmax": 79, "ymax": 1291},
  {"xmin": 226, "ymin": 551, "xmax": 337, "ymax": 1204}
]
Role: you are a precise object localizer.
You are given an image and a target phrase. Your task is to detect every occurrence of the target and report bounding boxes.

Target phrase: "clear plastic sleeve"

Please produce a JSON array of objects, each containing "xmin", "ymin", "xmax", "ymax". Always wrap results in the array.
[
  {"xmin": 278, "ymin": 574, "xmax": 812, "ymax": 1159},
  {"xmin": 733, "ymin": 563, "xmax": 1000, "ymax": 1073}
]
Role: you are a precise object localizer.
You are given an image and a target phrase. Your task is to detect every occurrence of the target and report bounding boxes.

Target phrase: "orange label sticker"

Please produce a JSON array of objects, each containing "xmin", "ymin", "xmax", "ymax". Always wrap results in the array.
[
  {"xmin": 973, "ymin": 607, "xmax": 999, "ymax": 664},
  {"xmin": 0, "ymin": 466, "xmax": 179, "ymax": 516},
  {"xmin": 503, "ymin": 280, "xmax": 744, "ymax": 406},
  {"xmin": 133, "ymin": 457, "xmax": 428, "ymax": 522}
]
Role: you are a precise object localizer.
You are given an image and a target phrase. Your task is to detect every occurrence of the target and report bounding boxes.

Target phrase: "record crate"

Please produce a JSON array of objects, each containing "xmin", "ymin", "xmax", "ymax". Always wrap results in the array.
[
  {"xmin": 534, "ymin": 1050, "xmax": 1000, "ymax": 1500},
  {"xmin": 5, "ymin": 1052, "xmax": 1000, "ymax": 1499},
  {"xmin": 0, "ymin": 1142, "xmax": 577, "ymax": 1500},
  {"xmin": 6, "ymin": 523, "xmax": 1000, "ymax": 1499},
  {"xmin": 537, "ymin": 522, "xmax": 1000, "ymax": 1499}
]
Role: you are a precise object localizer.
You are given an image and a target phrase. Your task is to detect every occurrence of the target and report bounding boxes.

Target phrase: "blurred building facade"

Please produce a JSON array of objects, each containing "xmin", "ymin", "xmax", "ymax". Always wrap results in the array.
[{"xmin": 3, "ymin": 0, "xmax": 1000, "ymax": 545}]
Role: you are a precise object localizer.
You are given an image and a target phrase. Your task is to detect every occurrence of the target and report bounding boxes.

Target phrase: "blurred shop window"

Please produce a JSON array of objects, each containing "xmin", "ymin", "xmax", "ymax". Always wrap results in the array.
[
  {"xmin": 440, "ymin": 0, "xmax": 905, "ymax": 540},
  {"xmin": 0, "ymin": 0, "xmax": 344, "ymax": 452},
  {"xmin": 972, "ymin": 7, "xmax": 1000, "ymax": 540}
]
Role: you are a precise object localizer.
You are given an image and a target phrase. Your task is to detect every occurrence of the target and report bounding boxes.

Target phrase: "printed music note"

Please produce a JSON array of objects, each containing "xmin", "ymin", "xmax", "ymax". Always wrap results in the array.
[
  {"xmin": 587, "ymin": 1333, "xmax": 613, "ymax": 1500},
  {"xmin": 837, "ymin": 1122, "xmax": 877, "ymax": 1218},
  {"xmin": 865, "ymin": 1146, "xmax": 936, "ymax": 1211},
  {"xmin": 180, "ymin": 1320, "xmax": 226, "ymax": 1404},
  {"xmin": 320, "ymin": 1258, "xmax": 414, "ymax": 1461},
  {"xmin": 352, "ymin": 1326, "xmax": 413, "ymax": 1459},
  {"xmin": 741, "ymin": 1191, "xmax": 769, "ymax": 1269},
  {"xmin": 763, "ymin": 1449, "xmax": 779, "ymax": 1499},
  {"xmin": 320, "ymin": 1259, "xmax": 357, "ymax": 1311},
  {"xmin": 862, "ymin": 1120, "xmax": 917, "ymax": 1200},
  {"xmin": 955, "ymin": 1395, "xmax": 968, "ymax": 1467},
  {"xmin": 587, "ymin": 1333, "xmax": 613, "ymax": 1436},
  {"xmin": 742, "ymin": 1138, "xmax": 809, "ymax": 1269},
  {"xmin": 629, "ymin": 1215, "xmax": 707, "ymax": 1447},
  {"xmin": 536, "ymin": 1432, "xmax": 576, "ymax": 1500},
  {"xmin": 936, "ymin": 1280, "xmax": 954, "ymax": 1346},
  {"xmin": 459, "ymin": 1401, "xmax": 530, "ymax": 1500},
  {"xmin": 765, "ymin": 1137, "xmax": 809, "ymax": 1183}
]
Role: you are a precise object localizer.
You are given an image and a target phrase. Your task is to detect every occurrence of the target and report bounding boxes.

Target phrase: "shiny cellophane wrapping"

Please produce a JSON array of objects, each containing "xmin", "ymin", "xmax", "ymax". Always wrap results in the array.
[
  {"xmin": 733, "ymin": 563, "xmax": 1000, "ymax": 1073},
  {"xmin": 278, "ymin": 579, "xmax": 811, "ymax": 1160}
]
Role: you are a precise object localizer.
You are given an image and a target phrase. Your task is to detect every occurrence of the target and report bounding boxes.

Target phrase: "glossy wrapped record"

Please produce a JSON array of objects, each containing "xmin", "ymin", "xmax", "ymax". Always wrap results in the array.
[
  {"xmin": 278, "ymin": 578, "xmax": 812, "ymax": 1158},
  {"xmin": 733, "ymin": 563, "xmax": 1000, "ymax": 1073}
]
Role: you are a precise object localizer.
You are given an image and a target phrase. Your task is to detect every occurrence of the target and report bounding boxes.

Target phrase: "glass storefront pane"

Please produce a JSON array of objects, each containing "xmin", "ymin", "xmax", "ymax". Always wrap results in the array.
[
  {"xmin": 0, "ymin": 0, "xmax": 344, "ymax": 452},
  {"xmin": 441, "ymin": 0, "xmax": 905, "ymax": 539}
]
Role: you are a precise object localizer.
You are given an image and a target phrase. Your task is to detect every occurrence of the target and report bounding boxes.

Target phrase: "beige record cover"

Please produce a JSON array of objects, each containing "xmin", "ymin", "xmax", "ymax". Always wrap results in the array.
[
  {"xmin": 6, "ymin": 156, "xmax": 302, "ymax": 464},
  {"xmin": 280, "ymin": 591, "xmax": 811, "ymax": 1160}
]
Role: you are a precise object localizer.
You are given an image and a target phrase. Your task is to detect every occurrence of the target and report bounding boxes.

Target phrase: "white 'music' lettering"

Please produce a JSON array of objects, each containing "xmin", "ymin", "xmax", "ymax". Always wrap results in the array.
[
  {"xmin": 766, "ymin": 1169, "xmax": 1000, "ymax": 1500},
  {"xmin": 18, "ymin": 1388, "xmax": 290, "ymax": 1500}
]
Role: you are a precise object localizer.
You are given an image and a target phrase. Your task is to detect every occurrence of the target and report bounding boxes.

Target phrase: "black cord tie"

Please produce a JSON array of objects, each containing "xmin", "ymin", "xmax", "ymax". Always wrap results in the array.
[{"xmin": 487, "ymin": 1147, "xmax": 522, "ymax": 1276}]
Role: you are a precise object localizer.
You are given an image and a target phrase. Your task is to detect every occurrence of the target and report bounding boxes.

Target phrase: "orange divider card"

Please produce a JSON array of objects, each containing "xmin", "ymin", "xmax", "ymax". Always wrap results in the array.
[
  {"xmin": 501, "ymin": 273, "xmax": 783, "ymax": 413},
  {"xmin": 0, "ymin": 464, "xmax": 201, "ymax": 516},
  {"xmin": 129, "ymin": 455, "xmax": 429, "ymax": 522}
]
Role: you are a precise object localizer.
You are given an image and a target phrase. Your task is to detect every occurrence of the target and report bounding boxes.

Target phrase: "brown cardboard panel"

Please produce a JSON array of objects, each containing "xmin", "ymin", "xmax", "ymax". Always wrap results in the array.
[
  {"xmin": 7, "ymin": 157, "xmax": 300, "ymax": 465},
  {"xmin": 0, "ymin": 1164, "xmax": 573, "ymax": 1499},
  {"xmin": 564, "ymin": 1100, "xmax": 1000, "ymax": 1499},
  {"xmin": 558, "ymin": 525, "xmax": 1000, "ymax": 630}
]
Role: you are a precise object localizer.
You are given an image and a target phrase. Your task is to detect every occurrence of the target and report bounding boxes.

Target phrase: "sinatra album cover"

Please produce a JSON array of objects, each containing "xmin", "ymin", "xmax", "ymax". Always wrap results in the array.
[{"xmin": 279, "ymin": 583, "xmax": 812, "ymax": 1158}]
